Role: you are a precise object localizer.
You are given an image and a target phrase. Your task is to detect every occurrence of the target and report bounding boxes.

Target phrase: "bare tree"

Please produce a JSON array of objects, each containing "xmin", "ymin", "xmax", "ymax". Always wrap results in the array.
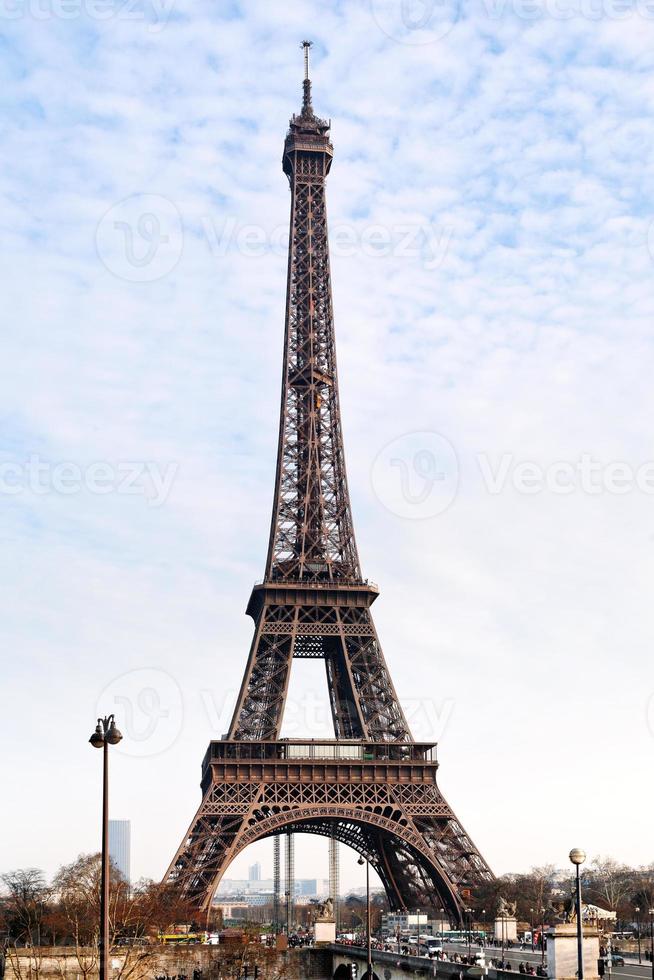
[
  {"xmin": 1, "ymin": 869, "xmax": 50, "ymax": 946},
  {"xmin": 586, "ymin": 857, "xmax": 634, "ymax": 912},
  {"xmin": 51, "ymin": 854, "xmax": 159, "ymax": 980}
]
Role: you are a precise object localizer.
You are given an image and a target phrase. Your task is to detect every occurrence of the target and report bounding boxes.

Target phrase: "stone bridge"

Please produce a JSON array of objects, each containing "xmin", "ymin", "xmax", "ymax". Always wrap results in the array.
[
  {"xmin": 328, "ymin": 944, "xmax": 507, "ymax": 980},
  {"xmin": 1, "ymin": 944, "xmax": 515, "ymax": 980}
]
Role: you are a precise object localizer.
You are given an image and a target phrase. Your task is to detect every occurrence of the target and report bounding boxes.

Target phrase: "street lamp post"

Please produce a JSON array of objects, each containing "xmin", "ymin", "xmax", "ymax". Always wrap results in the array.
[
  {"xmin": 569, "ymin": 849, "xmax": 587, "ymax": 980},
  {"xmin": 415, "ymin": 908, "xmax": 421, "ymax": 955},
  {"xmin": 481, "ymin": 910, "xmax": 486, "ymax": 948},
  {"xmin": 648, "ymin": 909, "xmax": 654, "ymax": 980},
  {"xmin": 357, "ymin": 855, "xmax": 372, "ymax": 980},
  {"xmin": 635, "ymin": 908, "xmax": 641, "ymax": 965},
  {"xmin": 440, "ymin": 908, "xmax": 445, "ymax": 948},
  {"xmin": 466, "ymin": 909, "xmax": 472, "ymax": 956},
  {"xmin": 89, "ymin": 715, "xmax": 123, "ymax": 980},
  {"xmin": 530, "ymin": 909, "xmax": 535, "ymax": 953},
  {"xmin": 540, "ymin": 908, "xmax": 546, "ymax": 969}
]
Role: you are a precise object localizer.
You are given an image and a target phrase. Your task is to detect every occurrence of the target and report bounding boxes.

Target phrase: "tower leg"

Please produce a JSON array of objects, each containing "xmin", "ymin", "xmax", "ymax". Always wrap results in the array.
[
  {"xmin": 285, "ymin": 831, "xmax": 295, "ymax": 933},
  {"xmin": 329, "ymin": 831, "xmax": 340, "ymax": 932},
  {"xmin": 273, "ymin": 835, "xmax": 281, "ymax": 933}
]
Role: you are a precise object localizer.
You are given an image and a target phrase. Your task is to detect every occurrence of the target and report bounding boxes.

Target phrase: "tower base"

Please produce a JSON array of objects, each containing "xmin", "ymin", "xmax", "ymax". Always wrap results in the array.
[{"xmin": 164, "ymin": 739, "xmax": 492, "ymax": 921}]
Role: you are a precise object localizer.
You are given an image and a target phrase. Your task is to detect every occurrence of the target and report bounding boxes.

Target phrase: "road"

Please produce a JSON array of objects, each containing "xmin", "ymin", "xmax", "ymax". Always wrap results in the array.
[{"xmin": 439, "ymin": 941, "xmax": 654, "ymax": 980}]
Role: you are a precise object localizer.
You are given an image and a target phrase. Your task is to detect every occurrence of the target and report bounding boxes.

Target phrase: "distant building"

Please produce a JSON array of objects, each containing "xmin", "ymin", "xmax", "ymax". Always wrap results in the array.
[
  {"xmin": 108, "ymin": 820, "xmax": 131, "ymax": 883},
  {"xmin": 217, "ymin": 877, "xmax": 275, "ymax": 895},
  {"xmin": 381, "ymin": 911, "xmax": 448, "ymax": 937},
  {"xmin": 216, "ymin": 875, "xmax": 324, "ymax": 899},
  {"xmin": 296, "ymin": 879, "xmax": 317, "ymax": 896}
]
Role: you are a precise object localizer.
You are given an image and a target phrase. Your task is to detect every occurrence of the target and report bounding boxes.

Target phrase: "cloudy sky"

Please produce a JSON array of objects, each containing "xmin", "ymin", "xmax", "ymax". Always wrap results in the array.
[{"xmin": 2, "ymin": 0, "xmax": 654, "ymax": 894}]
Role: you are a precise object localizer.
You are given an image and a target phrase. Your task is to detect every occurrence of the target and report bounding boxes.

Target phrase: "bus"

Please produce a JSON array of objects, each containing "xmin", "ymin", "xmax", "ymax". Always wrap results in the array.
[{"xmin": 440, "ymin": 930, "xmax": 488, "ymax": 944}]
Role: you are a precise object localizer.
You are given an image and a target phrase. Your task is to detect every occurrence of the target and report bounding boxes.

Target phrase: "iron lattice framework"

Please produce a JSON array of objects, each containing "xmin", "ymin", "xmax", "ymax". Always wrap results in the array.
[{"xmin": 164, "ymin": 44, "xmax": 493, "ymax": 922}]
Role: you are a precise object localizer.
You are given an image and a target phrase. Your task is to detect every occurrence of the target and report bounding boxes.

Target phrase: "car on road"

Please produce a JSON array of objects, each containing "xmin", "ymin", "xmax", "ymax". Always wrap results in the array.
[
  {"xmin": 601, "ymin": 954, "xmax": 625, "ymax": 967},
  {"xmin": 420, "ymin": 942, "xmax": 444, "ymax": 958}
]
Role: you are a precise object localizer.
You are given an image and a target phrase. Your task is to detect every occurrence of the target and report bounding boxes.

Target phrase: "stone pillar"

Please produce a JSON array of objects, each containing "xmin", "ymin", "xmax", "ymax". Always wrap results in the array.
[
  {"xmin": 494, "ymin": 917, "xmax": 518, "ymax": 942},
  {"xmin": 547, "ymin": 923, "xmax": 600, "ymax": 980},
  {"xmin": 314, "ymin": 918, "xmax": 336, "ymax": 944}
]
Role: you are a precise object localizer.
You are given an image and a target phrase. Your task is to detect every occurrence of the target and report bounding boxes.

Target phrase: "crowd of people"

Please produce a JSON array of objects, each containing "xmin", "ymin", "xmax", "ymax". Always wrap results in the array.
[{"xmin": 335, "ymin": 935, "xmax": 551, "ymax": 975}]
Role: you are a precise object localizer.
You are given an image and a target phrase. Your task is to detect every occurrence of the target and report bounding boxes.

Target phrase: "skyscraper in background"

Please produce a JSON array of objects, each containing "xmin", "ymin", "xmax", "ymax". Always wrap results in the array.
[
  {"xmin": 248, "ymin": 861, "xmax": 261, "ymax": 882},
  {"xmin": 109, "ymin": 820, "xmax": 131, "ymax": 883}
]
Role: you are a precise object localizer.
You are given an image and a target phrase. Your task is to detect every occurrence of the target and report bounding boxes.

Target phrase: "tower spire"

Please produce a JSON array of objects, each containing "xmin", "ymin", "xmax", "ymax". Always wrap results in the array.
[{"xmin": 301, "ymin": 39, "xmax": 313, "ymax": 116}]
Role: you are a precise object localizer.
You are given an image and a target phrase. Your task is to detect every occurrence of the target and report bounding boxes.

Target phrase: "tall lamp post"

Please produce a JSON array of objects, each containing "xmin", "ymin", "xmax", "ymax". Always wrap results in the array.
[
  {"xmin": 540, "ymin": 907, "xmax": 546, "ymax": 969},
  {"xmin": 357, "ymin": 855, "xmax": 372, "ymax": 980},
  {"xmin": 440, "ymin": 907, "xmax": 445, "ymax": 948},
  {"xmin": 569, "ymin": 848, "xmax": 586, "ymax": 980},
  {"xmin": 89, "ymin": 715, "xmax": 123, "ymax": 980},
  {"xmin": 530, "ymin": 909, "xmax": 535, "ymax": 952},
  {"xmin": 635, "ymin": 908, "xmax": 641, "ymax": 965},
  {"xmin": 466, "ymin": 908, "xmax": 472, "ymax": 956},
  {"xmin": 648, "ymin": 909, "xmax": 654, "ymax": 980}
]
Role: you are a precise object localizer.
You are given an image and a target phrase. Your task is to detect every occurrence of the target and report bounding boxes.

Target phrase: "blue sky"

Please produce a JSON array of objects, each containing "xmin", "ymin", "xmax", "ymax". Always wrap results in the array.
[{"xmin": 1, "ymin": 1, "xmax": 654, "ymax": 892}]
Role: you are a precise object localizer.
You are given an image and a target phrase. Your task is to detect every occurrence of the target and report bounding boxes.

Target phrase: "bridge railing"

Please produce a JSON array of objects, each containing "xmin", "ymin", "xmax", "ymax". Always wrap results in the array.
[
  {"xmin": 328, "ymin": 945, "xmax": 548, "ymax": 979},
  {"xmin": 202, "ymin": 740, "xmax": 437, "ymax": 771}
]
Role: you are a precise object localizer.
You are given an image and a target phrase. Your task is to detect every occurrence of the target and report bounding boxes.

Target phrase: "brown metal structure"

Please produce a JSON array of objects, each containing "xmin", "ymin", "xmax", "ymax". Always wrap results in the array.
[{"xmin": 164, "ymin": 43, "xmax": 493, "ymax": 922}]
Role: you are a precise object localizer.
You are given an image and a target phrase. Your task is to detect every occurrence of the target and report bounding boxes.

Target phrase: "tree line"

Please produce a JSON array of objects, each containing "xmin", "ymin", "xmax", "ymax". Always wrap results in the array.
[
  {"xmin": 469, "ymin": 858, "xmax": 654, "ymax": 927},
  {"xmin": 0, "ymin": 853, "xmax": 201, "ymax": 951},
  {"xmin": 3, "ymin": 853, "xmax": 654, "ymax": 951}
]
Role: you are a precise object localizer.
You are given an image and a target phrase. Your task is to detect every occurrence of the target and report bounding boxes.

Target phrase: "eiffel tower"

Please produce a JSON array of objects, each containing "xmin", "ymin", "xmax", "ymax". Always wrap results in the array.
[{"xmin": 164, "ymin": 43, "xmax": 493, "ymax": 921}]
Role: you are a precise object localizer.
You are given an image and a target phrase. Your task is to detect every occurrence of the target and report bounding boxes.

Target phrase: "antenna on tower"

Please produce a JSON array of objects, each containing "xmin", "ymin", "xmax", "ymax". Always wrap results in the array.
[
  {"xmin": 300, "ymin": 39, "xmax": 314, "ymax": 115},
  {"xmin": 302, "ymin": 39, "xmax": 312, "ymax": 80}
]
